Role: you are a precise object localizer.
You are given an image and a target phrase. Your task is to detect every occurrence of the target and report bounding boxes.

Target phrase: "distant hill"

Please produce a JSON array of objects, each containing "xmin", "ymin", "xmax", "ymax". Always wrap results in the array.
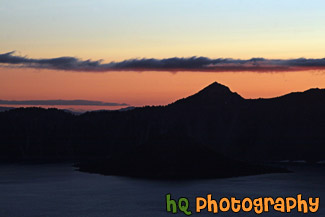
[
  {"xmin": 0, "ymin": 106, "xmax": 135, "ymax": 115},
  {"xmin": 0, "ymin": 106, "xmax": 15, "ymax": 112},
  {"xmin": 0, "ymin": 82, "xmax": 324, "ymax": 178}
]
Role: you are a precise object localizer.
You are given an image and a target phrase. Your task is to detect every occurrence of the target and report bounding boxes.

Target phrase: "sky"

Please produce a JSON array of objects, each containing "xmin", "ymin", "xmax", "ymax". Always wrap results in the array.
[{"xmin": 1, "ymin": 0, "xmax": 325, "ymax": 110}]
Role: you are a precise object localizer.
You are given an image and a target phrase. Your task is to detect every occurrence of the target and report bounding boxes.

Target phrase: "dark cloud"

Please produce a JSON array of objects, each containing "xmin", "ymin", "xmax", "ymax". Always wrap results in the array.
[
  {"xmin": 0, "ymin": 51, "xmax": 103, "ymax": 71},
  {"xmin": 0, "ymin": 99, "xmax": 128, "ymax": 106},
  {"xmin": 1, "ymin": 51, "xmax": 325, "ymax": 72}
]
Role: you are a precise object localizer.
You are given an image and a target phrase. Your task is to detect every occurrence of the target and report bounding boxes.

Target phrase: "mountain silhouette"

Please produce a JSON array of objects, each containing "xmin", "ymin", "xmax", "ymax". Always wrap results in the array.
[
  {"xmin": 172, "ymin": 82, "xmax": 243, "ymax": 107},
  {"xmin": 0, "ymin": 82, "xmax": 324, "ymax": 178}
]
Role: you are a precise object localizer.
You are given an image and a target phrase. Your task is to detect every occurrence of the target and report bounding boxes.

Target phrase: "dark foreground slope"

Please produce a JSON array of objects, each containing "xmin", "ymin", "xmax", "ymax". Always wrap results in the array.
[{"xmin": 0, "ymin": 82, "xmax": 324, "ymax": 178}]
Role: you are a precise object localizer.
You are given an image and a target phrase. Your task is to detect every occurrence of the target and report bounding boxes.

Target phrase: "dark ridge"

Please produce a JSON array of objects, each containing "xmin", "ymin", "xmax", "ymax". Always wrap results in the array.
[{"xmin": 0, "ymin": 82, "xmax": 324, "ymax": 179}]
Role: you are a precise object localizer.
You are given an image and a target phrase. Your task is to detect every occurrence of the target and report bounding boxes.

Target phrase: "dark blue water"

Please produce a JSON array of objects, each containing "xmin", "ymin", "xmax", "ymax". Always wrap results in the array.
[{"xmin": 0, "ymin": 163, "xmax": 323, "ymax": 217}]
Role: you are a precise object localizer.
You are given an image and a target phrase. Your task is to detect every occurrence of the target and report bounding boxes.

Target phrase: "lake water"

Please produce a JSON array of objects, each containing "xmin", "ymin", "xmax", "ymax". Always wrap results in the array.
[{"xmin": 0, "ymin": 163, "xmax": 323, "ymax": 217}]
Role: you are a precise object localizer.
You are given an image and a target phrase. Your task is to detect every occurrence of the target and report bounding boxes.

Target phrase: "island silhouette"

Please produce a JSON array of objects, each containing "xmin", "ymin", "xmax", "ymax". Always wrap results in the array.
[{"xmin": 0, "ymin": 82, "xmax": 324, "ymax": 178}]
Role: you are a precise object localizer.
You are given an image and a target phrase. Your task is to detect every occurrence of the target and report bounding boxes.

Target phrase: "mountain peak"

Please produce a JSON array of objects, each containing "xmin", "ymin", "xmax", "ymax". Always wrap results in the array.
[
  {"xmin": 193, "ymin": 82, "xmax": 243, "ymax": 100},
  {"xmin": 171, "ymin": 82, "xmax": 243, "ymax": 106},
  {"xmin": 198, "ymin": 82, "xmax": 231, "ymax": 94}
]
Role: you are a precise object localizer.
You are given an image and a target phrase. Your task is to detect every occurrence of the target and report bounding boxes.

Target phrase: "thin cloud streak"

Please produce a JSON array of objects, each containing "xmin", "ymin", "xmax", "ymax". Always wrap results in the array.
[
  {"xmin": 0, "ymin": 99, "xmax": 128, "ymax": 106},
  {"xmin": 1, "ymin": 51, "xmax": 325, "ymax": 72}
]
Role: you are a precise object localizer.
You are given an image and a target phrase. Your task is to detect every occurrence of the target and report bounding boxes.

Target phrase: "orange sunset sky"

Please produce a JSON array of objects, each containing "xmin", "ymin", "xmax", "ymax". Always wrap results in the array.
[{"xmin": 1, "ymin": 0, "xmax": 325, "ymax": 110}]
